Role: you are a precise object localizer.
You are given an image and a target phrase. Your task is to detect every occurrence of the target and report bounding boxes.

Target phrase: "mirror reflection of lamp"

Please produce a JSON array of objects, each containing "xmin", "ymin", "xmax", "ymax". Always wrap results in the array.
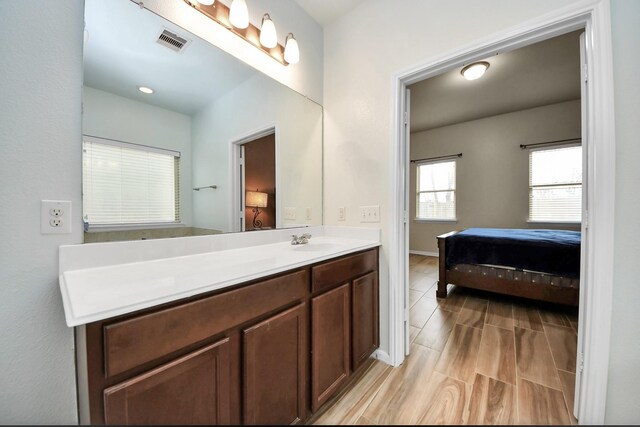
[{"xmin": 246, "ymin": 190, "xmax": 268, "ymax": 229}]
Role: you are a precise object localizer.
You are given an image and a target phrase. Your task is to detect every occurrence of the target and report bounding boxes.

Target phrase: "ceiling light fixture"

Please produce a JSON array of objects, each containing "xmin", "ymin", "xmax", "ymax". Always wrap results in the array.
[
  {"xmin": 184, "ymin": 0, "xmax": 299, "ymax": 65},
  {"xmin": 284, "ymin": 33, "xmax": 300, "ymax": 65},
  {"xmin": 138, "ymin": 86, "xmax": 154, "ymax": 94},
  {"xmin": 461, "ymin": 61, "xmax": 490, "ymax": 80},
  {"xmin": 259, "ymin": 14, "xmax": 277, "ymax": 49},
  {"xmin": 229, "ymin": 0, "xmax": 249, "ymax": 29}
]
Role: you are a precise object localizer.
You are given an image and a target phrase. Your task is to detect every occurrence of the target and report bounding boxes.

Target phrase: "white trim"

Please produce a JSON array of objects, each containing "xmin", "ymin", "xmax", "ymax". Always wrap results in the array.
[
  {"xmin": 229, "ymin": 124, "xmax": 278, "ymax": 233},
  {"xmin": 391, "ymin": 1, "xmax": 614, "ymax": 423},
  {"xmin": 372, "ymin": 349, "xmax": 391, "ymax": 365},
  {"xmin": 409, "ymin": 250, "xmax": 438, "ymax": 257},
  {"xmin": 83, "ymin": 134, "xmax": 181, "ymax": 158}
]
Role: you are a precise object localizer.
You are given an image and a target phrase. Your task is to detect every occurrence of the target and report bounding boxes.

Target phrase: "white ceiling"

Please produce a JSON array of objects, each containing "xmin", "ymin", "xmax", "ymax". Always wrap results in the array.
[
  {"xmin": 293, "ymin": 0, "xmax": 366, "ymax": 26},
  {"xmin": 83, "ymin": 0, "xmax": 256, "ymax": 116},
  {"xmin": 409, "ymin": 30, "xmax": 582, "ymax": 133}
]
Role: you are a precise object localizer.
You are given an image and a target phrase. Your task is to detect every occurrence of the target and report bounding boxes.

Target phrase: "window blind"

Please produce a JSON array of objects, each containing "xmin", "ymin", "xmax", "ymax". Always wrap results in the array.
[
  {"xmin": 82, "ymin": 136, "xmax": 181, "ymax": 226},
  {"xmin": 529, "ymin": 145, "xmax": 582, "ymax": 222},
  {"xmin": 416, "ymin": 160, "xmax": 456, "ymax": 220}
]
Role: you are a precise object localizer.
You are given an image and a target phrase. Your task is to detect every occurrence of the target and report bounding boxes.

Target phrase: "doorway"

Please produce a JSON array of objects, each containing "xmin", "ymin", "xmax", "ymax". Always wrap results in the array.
[
  {"xmin": 230, "ymin": 125, "xmax": 277, "ymax": 232},
  {"xmin": 242, "ymin": 134, "xmax": 276, "ymax": 231},
  {"xmin": 390, "ymin": 3, "xmax": 616, "ymax": 424}
]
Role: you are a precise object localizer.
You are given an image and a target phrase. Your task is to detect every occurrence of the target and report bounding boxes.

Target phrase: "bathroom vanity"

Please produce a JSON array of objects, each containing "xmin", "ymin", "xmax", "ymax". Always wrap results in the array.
[{"xmin": 60, "ymin": 227, "xmax": 380, "ymax": 425}]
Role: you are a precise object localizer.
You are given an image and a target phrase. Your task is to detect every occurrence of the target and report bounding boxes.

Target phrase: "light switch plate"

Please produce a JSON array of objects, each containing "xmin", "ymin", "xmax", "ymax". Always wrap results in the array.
[
  {"xmin": 359, "ymin": 205, "xmax": 380, "ymax": 223},
  {"xmin": 41, "ymin": 200, "xmax": 72, "ymax": 234},
  {"xmin": 338, "ymin": 207, "xmax": 346, "ymax": 221},
  {"xmin": 284, "ymin": 207, "xmax": 296, "ymax": 220}
]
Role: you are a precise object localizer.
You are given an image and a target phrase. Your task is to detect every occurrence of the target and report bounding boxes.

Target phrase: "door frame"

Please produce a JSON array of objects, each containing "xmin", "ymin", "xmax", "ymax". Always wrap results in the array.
[
  {"xmin": 229, "ymin": 124, "xmax": 278, "ymax": 232},
  {"xmin": 389, "ymin": 0, "xmax": 615, "ymax": 424}
]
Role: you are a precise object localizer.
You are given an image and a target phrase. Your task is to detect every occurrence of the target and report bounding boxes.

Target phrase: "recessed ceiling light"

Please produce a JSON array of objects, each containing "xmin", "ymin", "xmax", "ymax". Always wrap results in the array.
[
  {"xmin": 461, "ymin": 61, "xmax": 490, "ymax": 81},
  {"xmin": 138, "ymin": 86, "xmax": 154, "ymax": 94}
]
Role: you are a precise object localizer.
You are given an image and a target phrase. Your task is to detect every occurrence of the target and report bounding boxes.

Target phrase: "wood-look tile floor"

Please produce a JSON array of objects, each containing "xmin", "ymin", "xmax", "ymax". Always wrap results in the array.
[{"xmin": 313, "ymin": 255, "xmax": 579, "ymax": 425}]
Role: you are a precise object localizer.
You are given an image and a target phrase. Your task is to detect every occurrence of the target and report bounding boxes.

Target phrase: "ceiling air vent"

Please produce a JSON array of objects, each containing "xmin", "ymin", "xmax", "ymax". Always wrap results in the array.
[{"xmin": 156, "ymin": 29, "xmax": 189, "ymax": 53}]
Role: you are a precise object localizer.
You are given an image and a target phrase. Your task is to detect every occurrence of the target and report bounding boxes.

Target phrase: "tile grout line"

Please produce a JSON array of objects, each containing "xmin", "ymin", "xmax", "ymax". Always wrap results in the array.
[{"xmin": 541, "ymin": 320, "xmax": 574, "ymax": 424}]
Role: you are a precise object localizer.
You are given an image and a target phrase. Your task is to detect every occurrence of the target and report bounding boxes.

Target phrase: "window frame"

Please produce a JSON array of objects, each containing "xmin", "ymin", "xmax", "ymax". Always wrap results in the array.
[
  {"xmin": 527, "ymin": 143, "xmax": 582, "ymax": 224},
  {"xmin": 82, "ymin": 135, "xmax": 183, "ymax": 232},
  {"xmin": 414, "ymin": 158, "xmax": 457, "ymax": 222}
]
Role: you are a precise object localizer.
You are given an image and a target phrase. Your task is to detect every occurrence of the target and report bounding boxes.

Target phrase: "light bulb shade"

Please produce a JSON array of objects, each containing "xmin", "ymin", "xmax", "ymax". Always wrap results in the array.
[
  {"xmin": 284, "ymin": 33, "xmax": 299, "ymax": 64},
  {"xmin": 229, "ymin": 0, "xmax": 249, "ymax": 29},
  {"xmin": 246, "ymin": 191, "xmax": 268, "ymax": 208},
  {"xmin": 259, "ymin": 14, "xmax": 278, "ymax": 48},
  {"xmin": 461, "ymin": 61, "xmax": 489, "ymax": 80},
  {"xmin": 194, "ymin": 0, "xmax": 214, "ymax": 5}
]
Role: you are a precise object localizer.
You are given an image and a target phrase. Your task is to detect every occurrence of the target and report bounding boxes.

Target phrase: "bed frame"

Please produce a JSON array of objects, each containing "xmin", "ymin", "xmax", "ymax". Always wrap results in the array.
[{"xmin": 436, "ymin": 231, "xmax": 579, "ymax": 306}]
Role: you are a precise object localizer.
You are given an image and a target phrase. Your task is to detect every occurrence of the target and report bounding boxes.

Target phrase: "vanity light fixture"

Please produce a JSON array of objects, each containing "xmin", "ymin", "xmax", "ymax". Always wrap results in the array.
[
  {"xmin": 229, "ymin": 0, "xmax": 249, "ymax": 29},
  {"xmin": 284, "ymin": 33, "xmax": 300, "ymax": 65},
  {"xmin": 259, "ymin": 14, "xmax": 277, "ymax": 49},
  {"xmin": 138, "ymin": 86, "xmax": 154, "ymax": 94},
  {"xmin": 461, "ymin": 61, "xmax": 490, "ymax": 80},
  {"xmin": 183, "ymin": 0, "xmax": 299, "ymax": 66}
]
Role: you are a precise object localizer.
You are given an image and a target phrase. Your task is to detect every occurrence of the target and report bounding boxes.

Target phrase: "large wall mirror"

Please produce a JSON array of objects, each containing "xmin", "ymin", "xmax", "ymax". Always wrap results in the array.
[{"xmin": 82, "ymin": 0, "xmax": 322, "ymax": 243}]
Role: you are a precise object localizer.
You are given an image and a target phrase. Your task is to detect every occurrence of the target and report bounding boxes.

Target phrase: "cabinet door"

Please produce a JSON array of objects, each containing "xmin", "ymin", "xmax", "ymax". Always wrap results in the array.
[
  {"xmin": 103, "ymin": 338, "xmax": 232, "ymax": 425},
  {"xmin": 310, "ymin": 283, "xmax": 351, "ymax": 412},
  {"xmin": 352, "ymin": 271, "xmax": 379, "ymax": 371},
  {"xmin": 243, "ymin": 303, "xmax": 307, "ymax": 425}
]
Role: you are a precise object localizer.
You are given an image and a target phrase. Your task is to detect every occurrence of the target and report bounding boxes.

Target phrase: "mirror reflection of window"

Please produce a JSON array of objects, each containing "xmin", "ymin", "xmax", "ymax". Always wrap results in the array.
[{"xmin": 82, "ymin": 136, "xmax": 180, "ymax": 229}]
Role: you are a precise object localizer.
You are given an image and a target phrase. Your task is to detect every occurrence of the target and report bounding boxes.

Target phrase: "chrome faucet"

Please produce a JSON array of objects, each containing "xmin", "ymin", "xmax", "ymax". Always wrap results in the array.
[{"xmin": 291, "ymin": 233, "xmax": 312, "ymax": 245}]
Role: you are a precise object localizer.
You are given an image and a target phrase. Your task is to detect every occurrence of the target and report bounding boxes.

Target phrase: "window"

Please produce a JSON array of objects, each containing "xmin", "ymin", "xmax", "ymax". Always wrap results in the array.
[
  {"xmin": 82, "ymin": 136, "xmax": 181, "ymax": 228},
  {"xmin": 529, "ymin": 145, "xmax": 582, "ymax": 222},
  {"xmin": 416, "ymin": 160, "xmax": 456, "ymax": 220}
]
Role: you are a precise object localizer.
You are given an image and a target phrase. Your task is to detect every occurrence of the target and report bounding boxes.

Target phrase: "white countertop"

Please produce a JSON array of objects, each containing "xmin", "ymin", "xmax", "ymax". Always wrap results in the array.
[{"xmin": 59, "ymin": 228, "xmax": 380, "ymax": 327}]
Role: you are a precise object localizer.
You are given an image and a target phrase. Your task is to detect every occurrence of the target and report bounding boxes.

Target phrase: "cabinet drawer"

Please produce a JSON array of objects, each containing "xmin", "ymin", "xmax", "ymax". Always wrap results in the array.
[
  {"xmin": 103, "ymin": 269, "xmax": 309, "ymax": 377},
  {"xmin": 311, "ymin": 249, "xmax": 377, "ymax": 293}
]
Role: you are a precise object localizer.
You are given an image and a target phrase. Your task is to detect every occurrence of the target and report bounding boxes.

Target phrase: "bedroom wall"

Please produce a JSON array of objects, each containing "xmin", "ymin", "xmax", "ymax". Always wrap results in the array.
[
  {"xmin": 82, "ymin": 86, "xmax": 194, "ymax": 227},
  {"xmin": 409, "ymin": 99, "xmax": 581, "ymax": 254}
]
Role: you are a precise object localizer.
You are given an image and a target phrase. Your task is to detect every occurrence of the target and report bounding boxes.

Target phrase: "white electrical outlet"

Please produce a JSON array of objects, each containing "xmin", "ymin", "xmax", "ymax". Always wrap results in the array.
[
  {"xmin": 338, "ymin": 207, "xmax": 346, "ymax": 221},
  {"xmin": 284, "ymin": 207, "xmax": 296, "ymax": 221},
  {"xmin": 359, "ymin": 205, "xmax": 380, "ymax": 223},
  {"xmin": 305, "ymin": 207, "xmax": 312, "ymax": 220},
  {"xmin": 41, "ymin": 200, "xmax": 72, "ymax": 234}
]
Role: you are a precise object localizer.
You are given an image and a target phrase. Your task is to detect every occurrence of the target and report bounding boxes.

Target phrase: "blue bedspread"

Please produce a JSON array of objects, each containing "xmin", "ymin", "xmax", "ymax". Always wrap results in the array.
[{"xmin": 445, "ymin": 228, "xmax": 581, "ymax": 278}]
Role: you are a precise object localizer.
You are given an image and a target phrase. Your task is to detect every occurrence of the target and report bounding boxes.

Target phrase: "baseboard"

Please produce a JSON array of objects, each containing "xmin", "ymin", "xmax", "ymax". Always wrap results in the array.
[
  {"xmin": 372, "ymin": 349, "xmax": 392, "ymax": 365},
  {"xmin": 409, "ymin": 250, "xmax": 439, "ymax": 257}
]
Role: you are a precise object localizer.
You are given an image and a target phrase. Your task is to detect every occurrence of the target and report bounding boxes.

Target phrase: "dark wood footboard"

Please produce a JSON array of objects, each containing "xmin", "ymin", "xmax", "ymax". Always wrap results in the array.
[{"xmin": 436, "ymin": 231, "xmax": 579, "ymax": 306}]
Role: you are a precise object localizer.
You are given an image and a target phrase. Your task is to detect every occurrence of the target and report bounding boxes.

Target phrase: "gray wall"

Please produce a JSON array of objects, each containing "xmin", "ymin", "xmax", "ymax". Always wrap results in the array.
[
  {"xmin": 0, "ymin": 1, "xmax": 83, "ymax": 423},
  {"xmin": 409, "ymin": 100, "xmax": 581, "ymax": 254},
  {"xmin": 606, "ymin": 0, "xmax": 640, "ymax": 423}
]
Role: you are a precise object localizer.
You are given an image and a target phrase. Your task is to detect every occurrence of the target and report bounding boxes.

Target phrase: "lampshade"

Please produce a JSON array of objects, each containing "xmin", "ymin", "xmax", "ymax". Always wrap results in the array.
[
  {"xmin": 246, "ymin": 191, "xmax": 268, "ymax": 208},
  {"xmin": 194, "ymin": 0, "xmax": 214, "ymax": 5},
  {"xmin": 229, "ymin": 0, "xmax": 249, "ymax": 29},
  {"xmin": 259, "ymin": 14, "xmax": 278, "ymax": 48},
  {"xmin": 461, "ymin": 61, "xmax": 489, "ymax": 80},
  {"xmin": 284, "ymin": 33, "xmax": 299, "ymax": 64}
]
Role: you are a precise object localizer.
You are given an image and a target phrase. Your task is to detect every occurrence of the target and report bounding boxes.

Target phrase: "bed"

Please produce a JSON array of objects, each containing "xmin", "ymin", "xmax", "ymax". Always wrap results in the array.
[{"xmin": 436, "ymin": 228, "xmax": 580, "ymax": 306}]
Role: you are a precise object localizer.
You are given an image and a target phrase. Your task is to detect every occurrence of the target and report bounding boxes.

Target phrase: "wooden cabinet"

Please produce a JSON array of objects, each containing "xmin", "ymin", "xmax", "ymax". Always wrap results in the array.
[
  {"xmin": 243, "ymin": 303, "xmax": 307, "ymax": 425},
  {"xmin": 311, "ymin": 284, "xmax": 350, "ymax": 412},
  {"xmin": 352, "ymin": 271, "xmax": 379, "ymax": 371},
  {"xmin": 310, "ymin": 252, "xmax": 379, "ymax": 409},
  {"xmin": 104, "ymin": 338, "xmax": 232, "ymax": 425},
  {"xmin": 80, "ymin": 248, "xmax": 379, "ymax": 425}
]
